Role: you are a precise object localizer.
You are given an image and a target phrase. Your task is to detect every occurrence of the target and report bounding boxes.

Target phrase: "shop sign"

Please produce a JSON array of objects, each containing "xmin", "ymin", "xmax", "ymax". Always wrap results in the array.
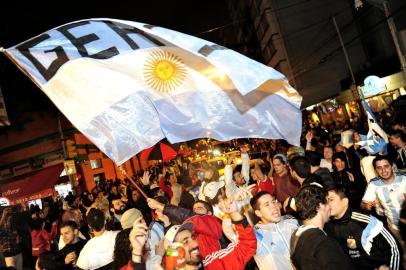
[
  {"xmin": 0, "ymin": 86, "xmax": 10, "ymax": 126},
  {"xmin": 362, "ymin": 76, "xmax": 386, "ymax": 97},
  {"xmin": 64, "ymin": 160, "xmax": 77, "ymax": 175},
  {"xmin": 0, "ymin": 197, "xmax": 10, "ymax": 206}
]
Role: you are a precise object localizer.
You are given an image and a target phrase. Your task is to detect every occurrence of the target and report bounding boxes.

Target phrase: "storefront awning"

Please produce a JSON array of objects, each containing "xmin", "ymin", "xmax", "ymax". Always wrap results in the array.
[{"xmin": 0, "ymin": 163, "xmax": 64, "ymax": 205}]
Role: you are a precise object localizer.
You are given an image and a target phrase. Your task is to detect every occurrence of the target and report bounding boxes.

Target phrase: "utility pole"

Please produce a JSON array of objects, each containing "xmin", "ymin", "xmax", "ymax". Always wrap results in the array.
[
  {"xmin": 382, "ymin": 1, "xmax": 406, "ymax": 80},
  {"xmin": 58, "ymin": 114, "xmax": 67, "ymax": 158},
  {"xmin": 355, "ymin": 0, "xmax": 406, "ymax": 80},
  {"xmin": 332, "ymin": 16, "xmax": 359, "ymax": 100},
  {"xmin": 58, "ymin": 114, "xmax": 77, "ymax": 191}
]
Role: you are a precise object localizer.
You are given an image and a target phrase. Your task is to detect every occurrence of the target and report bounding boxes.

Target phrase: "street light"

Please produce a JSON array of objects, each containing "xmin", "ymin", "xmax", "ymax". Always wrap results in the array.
[
  {"xmin": 354, "ymin": 0, "xmax": 406, "ymax": 79},
  {"xmin": 354, "ymin": 0, "xmax": 364, "ymax": 10}
]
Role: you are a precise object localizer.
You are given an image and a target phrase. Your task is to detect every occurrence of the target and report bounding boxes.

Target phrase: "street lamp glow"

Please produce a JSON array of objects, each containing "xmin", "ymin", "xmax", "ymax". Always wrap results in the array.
[{"xmin": 354, "ymin": 0, "xmax": 364, "ymax": 10}]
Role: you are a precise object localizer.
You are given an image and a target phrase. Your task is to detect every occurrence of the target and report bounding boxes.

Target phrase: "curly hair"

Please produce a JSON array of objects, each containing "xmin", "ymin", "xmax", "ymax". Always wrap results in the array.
[
  {"xmin": 113, "ymin": 228, "xmax": 132, "ymax": 270},
  {"xmin": 295, "ymin": 184, "xmax": 327, "ymax": 221}
]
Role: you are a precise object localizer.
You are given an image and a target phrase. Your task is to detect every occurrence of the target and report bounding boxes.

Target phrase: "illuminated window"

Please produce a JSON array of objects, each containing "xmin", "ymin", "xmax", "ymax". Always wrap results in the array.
[{"xmin": 90, "ymin": 159, "xmax": 102, "ymax": 169}]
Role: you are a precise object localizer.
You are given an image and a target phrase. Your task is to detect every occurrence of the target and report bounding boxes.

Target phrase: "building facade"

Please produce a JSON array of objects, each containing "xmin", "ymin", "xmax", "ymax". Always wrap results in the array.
[
  {"xmin": 0, "ymin": 112, "xmax": 145, "ymax": 199},
  {"xmin": 226, "ymin": 0, "xmax": 406, "ymax": 108}
]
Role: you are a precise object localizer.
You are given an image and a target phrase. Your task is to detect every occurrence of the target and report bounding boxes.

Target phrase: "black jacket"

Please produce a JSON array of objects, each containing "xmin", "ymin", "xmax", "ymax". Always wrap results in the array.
[
  {"xmin": 325, "ymin": 208, "xmax": 401, "ymax": 270},
  {"xmin": 59, "ymin": 239, "xmax": 87, "ymax": 270},
  {"xmin": 332, "ymin": 169, "xmax": 366, "ymax": 210},
  {"xmin": 290, "ymin": 226, "xmax": 356, "ymax": 270}
]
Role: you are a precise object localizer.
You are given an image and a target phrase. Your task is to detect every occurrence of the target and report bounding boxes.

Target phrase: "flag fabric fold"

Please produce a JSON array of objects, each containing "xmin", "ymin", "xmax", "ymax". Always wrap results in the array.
[
  {"xmin": 356, "ymin": 92, "xmax": 388, "ymax": 155},
  {"xmin": 3, "ymin": 18, "xmax": 302, "ymax": 164}
]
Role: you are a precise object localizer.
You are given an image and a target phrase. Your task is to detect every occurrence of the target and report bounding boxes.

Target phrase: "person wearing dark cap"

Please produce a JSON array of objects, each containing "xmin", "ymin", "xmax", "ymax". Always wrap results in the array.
[
  {"xmin": 332, "ymin": 151, "xmax": 366, "ymax": 210},
  {"xmin": 76, "ymin": 208, "xmax": 119, "ymax": 270}
]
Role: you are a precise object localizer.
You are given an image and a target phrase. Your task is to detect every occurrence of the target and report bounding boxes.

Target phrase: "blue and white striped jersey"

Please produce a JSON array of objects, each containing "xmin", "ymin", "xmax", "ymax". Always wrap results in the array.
[{"xmin": 362, "ymin": 173, "xmax": 406, "ymax": 230}]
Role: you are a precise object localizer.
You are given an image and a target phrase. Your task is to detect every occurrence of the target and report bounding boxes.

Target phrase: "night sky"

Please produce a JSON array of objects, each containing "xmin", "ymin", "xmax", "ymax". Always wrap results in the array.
[{"xmin": 0, "ymin": 0, "xmax": 230, "ymax": 123}]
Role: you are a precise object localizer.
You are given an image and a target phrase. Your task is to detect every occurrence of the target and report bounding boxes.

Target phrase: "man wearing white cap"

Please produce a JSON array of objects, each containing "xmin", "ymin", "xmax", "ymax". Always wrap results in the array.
[{"xmin": 120, "ymin": 208, "xmax": 143, "ymax": 230}]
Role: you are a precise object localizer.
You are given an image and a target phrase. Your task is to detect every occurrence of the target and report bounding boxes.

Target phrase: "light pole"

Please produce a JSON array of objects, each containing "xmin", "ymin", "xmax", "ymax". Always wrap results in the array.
[
  {"xmin": 332, "ymin": 16, "xmax": 359, "ymax": 100},
  {"xmin": 355, "ymin": 0, "xmax": 406, "ymax": 80}
]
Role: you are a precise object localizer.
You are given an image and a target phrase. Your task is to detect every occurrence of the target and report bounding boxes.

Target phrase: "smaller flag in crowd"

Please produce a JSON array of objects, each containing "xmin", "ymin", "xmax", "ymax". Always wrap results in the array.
[{"xmin": 356, "ymin": 92, "xmax": 388, "ymax": 155}]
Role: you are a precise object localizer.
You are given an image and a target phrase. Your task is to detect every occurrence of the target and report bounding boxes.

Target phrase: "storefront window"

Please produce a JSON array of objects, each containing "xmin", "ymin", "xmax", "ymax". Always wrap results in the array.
[
  {"xmin": 94, "ymin": 173, "xmax": 106, "ymax": 187},
  {"xmin": 366, "ymin": 89, "xmax": 400, "ymax": 112}
]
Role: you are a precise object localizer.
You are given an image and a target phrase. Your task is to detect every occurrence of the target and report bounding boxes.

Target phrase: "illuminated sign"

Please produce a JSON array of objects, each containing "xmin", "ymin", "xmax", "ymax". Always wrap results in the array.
[
  {"xmin": 0, "ymin": 197, "xmax": 10, "ymax": 206},
  {"xmin": 362, "ymin": 76, "xmax": 386, "ymax": 97}
]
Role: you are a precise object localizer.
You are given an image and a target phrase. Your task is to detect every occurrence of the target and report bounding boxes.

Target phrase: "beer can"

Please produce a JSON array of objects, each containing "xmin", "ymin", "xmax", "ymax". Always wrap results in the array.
[{"xmin": 165, "ymin": 242, "xmax": 186, "ymax": 270}]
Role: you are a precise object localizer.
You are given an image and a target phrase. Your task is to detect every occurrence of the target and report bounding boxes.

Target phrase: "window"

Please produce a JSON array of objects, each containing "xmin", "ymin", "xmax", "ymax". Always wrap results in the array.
[
  {"xmin": 90, "ymin": 159, "xmax": 102, "ymax": 169},
  {"xmin": 210, "ymin": 160, "xmax": 225, "ymax": 169},
  {"xmin": 94, "ymin": 173, "xmax": 106, "ymax": 186}
]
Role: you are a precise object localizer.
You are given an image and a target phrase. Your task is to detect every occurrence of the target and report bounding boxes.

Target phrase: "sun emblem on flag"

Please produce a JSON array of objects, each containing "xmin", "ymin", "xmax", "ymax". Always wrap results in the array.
[{"xmin": 144, "ymin": 50, "xmax": 187, "ymax": 93}]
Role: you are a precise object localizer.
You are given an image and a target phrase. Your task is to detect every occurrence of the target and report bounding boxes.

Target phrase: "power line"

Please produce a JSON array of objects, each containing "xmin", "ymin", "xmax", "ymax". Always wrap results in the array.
[
  {"xmin": 293, "ymin": 5, "xmax": 374, "ymax": 71},
  {"xmin": 271, "ymin": 16, "xmax": 331, "ymax": 42},
  {"xmin": 292, "ymin": 2, "xmax": 406, "ymax": 80},
  {"xmin": 194, "ymin": 0, "xmax": 358, "ymax": 73},
  {"xmin": 195, "ymin": 0, "xmax": 317, "ymax": 36}
]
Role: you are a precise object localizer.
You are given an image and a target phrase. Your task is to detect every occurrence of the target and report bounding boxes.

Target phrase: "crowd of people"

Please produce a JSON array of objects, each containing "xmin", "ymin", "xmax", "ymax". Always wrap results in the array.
[{"xmin": 1, "ymin": 113, "xmax": 406, "ymax": 270}]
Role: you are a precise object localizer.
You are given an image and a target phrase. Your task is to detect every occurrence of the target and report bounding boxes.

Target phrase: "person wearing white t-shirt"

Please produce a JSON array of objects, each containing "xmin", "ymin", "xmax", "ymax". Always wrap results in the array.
[
  {"xmin": 361, "ymin": 155, "xmax": 406, "ymax": 240},
  {"xmin": 320, "ymin": 145, "xmax": 333, "ymax": 172},
  {"xmin": 76, "ymin": 208, "xmax": 119, "ymax": 270}
]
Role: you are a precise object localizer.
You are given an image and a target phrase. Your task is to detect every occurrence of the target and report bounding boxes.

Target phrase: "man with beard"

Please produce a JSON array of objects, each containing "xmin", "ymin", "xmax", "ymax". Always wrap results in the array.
[
  {"xmin": 108, "ymin": 185, "xmax": 121, "ymax": 201},
  {"xmin": 59, "ymin": 221, "xmax": 87, "ymax": 269},
  {"xmin": 58, "ymin": 209, "xmax": 89, "ymax": 250},
  {"xmin": 361, "ymin": 155, "xmax": 406, "ymax": 243},
  {"xmin": 162, "ymin": 196, "xmax": 257, "ymax": 270},
  {"xmin": 107, "ymin": 198, "xmax": 127, "ymax": 230}
]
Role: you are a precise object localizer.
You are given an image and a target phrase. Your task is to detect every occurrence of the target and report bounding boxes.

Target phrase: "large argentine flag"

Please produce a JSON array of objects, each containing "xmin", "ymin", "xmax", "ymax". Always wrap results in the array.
[{"xmin": 3, "ymin": 19, "xmax": 302, "ymax": 164}]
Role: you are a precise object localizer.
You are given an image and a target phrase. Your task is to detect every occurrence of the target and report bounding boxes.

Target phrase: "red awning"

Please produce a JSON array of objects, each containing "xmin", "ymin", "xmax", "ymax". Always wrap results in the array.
[{"xmin": 0, "ymin": 163, "xmax": 64, "ymax": 205}]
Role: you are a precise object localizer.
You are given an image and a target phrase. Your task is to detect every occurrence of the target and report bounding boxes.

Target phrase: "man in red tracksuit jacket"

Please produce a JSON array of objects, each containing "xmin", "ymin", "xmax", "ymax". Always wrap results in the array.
[
  {"xmin": 123, "ymin": 197, "xmax": 256, "ymax": 270},
  {"xmin": 174, "ymin": 214, "xmax": 257, "ymax": 270},
  {"xmin": 148, "ymin": 199, "xmax": 257, "ymax": 270}
]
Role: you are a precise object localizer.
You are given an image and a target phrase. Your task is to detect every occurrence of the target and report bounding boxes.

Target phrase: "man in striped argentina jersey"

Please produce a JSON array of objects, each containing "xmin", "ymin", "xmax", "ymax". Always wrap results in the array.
[
  {"xmin": 326, "ymin": 184, "xmax": 400, "ymax": 270},
  {"xmin": 361, "ymin": 155, "xmax": 406, "ymax": 242}
]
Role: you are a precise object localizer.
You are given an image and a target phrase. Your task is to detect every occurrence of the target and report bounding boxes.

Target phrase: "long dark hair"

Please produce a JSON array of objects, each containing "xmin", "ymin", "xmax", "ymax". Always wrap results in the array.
[{"xmin": 113, "ymin": 228, "xmax": 132, "ymax": 270}]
